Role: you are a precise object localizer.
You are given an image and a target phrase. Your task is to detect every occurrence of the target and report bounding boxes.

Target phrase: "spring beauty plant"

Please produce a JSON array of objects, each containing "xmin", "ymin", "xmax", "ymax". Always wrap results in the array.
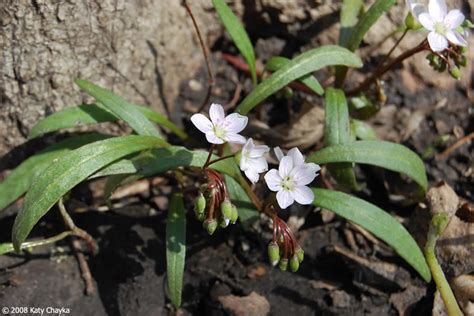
[{"xmin": 0, "ymin": 0, "xmax": 470, "ymax": 310}]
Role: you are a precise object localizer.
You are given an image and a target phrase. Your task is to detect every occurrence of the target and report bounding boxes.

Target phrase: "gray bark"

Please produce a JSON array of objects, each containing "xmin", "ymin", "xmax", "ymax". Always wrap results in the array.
[{"xmin": 0, "ymin": 0, "xmax": 220, "ymax": 157}]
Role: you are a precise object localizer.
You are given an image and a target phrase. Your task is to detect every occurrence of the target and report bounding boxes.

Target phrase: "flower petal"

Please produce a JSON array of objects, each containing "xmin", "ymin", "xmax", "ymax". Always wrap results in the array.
[
  {"xmin": 250, "ymin": 157, "xmax": 268, "ymax": 173},
  {"xmin": 244, "ymin": 169, "xmax": 260, "ymax": 184},
  {"xmin": 249, "ymin": 144, "xmax": 270, "ymax": 158},
  {"xmin": 407, "ymin": 0, "xmax": 427, "ymax": 19},
  {"xmin": 418, "ymin": 12, "xmax": 435, "ymax": 30},
  {"xmin": 429, "ymin": 0, "xmax": 447, "ymax": 21},
  {"xmin": 446, "ymin": 30, "xmax": 468, "ymax": 46},
  {"xmin": 264, "ymin": 169, "xmax": 282, "ymax": 191},
  {"xmin": 427, "ymin": 31, "xmax": 448, "ymax": 51},
  {"xmin": 240, "ymin": 158, "xmax": 248, "ymax": 171},
  {"xmin": 224, "ymin": 113, "xmax": 248, "ymax": 133},
  {"xmin": 205, "ymin": 131, "xmax": 225, "ymax": 144},
  {"xmin": 190, "ymin": 114, "xmax": 212, "ymax": 133},
  {"xmin": 276, "ymin": 190, "xmax": 294, "ymax": 209},
  {"xmin": 225, "ymin": 132, "xmax": 246, "ymax": 144},
  {"xmin": 444, "ymin": 9, "xmax": 465, "ymax": 29},
  {"xmin": 306, "ymin": 162, "xmax": 321, "ymax": 174},
  {"xmin": 291, "ymin": 165, "xmax": 316, "ymax": 186},
  {"xmin": 287, "ymin": 147, "xmax": 305, "ymax": 166},
  {"xmin": 274, "ymin": 147, "xmax": 284, "ymax": 161},
  {"xmin": 209, "ymin": 103, "xmax": 225, "ymax": 124},
  {"xmin": 292, "ymin": 186, "xmax": 314, "ymax": 205},
  {"xmin": 279, "ymin": 156, "xmax": 294, "ymax": 177}
]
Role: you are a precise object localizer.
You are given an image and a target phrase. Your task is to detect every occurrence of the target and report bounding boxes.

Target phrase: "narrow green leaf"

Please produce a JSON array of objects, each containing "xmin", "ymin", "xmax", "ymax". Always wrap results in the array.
[
  {"xmin": 312, "ymin": 188, "xmax": 431, "ymax": 282},
  {"xmin": 166, "ymin": 193, "xmax": 186, "ymax": 308},
  {"xmin": 339, "ymin": 0, "xmax": 363, "ymax": 47},
  {"xmin": 0, "ymin": 133, "xmax": 110, "ymax": 212},
  {"xmin": 75, "ymin": 79, "xmax": 162, "ymax": 138},
  {"xmin": 346, "ymin": 0, "xmax": 396, "ymax": 51},
  {"xmin": 336, "ymin": 0, "xmax": 395, "ymax": 85},
  {"xmin": 308, "ymin": 141, "xmax": 428, "ymax": 191},
  {"xmin": 224, "ymin": 175, "xmax": 259, "ymax": 227},
  {"xmin": 352, "ymin": 119, "xmax": 378, "ymax": 140},
  {"xmin": 29, "ymin": 104, "xmax": 188, "ymax": 140},
  {"xmin": 265, "ymin": 56, "xmax": 324, "ymax": 96},
  {"xmin": 0, "ymin": 243, "xmax": 14, "ymax": 255},
  {"xmin": 93, "ymin": 146, "xmax": 242, "ymax": 180},
  {"xmin": 213, "ymin": 0, "xmax": 257, "ymax": 84},
  {"xmin": 12, "ymin": 135, "xmax": 168, "ymax": 250},
  {"xmin": 324, "ymin": 88, "xmax": 358, "ymax": 190},
  {"xmin": 236, "ymin": 46, "xmax": 362, "ymax": 115}
]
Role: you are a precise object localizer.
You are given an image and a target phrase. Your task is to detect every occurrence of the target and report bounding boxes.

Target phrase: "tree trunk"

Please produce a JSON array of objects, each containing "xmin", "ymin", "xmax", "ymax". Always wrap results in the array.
[{"xmin": 0, "ymin": 0, "xmax": 220, "ymax": 157}]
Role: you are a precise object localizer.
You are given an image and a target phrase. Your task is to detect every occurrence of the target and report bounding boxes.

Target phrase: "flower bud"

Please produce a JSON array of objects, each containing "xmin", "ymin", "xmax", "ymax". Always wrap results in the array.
[
  {"xmin": 194, "ymin": 193, "xmax": 206, "ymax": 214},
  {"xmin": 295, "ymin": 247, "xmax": 304, "ymax": 263},
  {"xmin": 449, "ymin": 66, "xmax": 461, "ymax": 80},
  {"xmin": 267, "ymin": 241, "xmax": 280, "ymax": 266},
  {"xmin": 404, "ymin": 13, "xmax": 421, "ymax": 30},
  {"xmin": 203, "ymin": 219, "xmax": 217, "ymax": 235},
  {"xmin": 219, "ymin": 217, "xmax": 230, "ymax": 228},
  {"xmin": 462, "ymin": 19, "xmax": 474, "ymax": 29},
  {"xmin": 456, "ymin": 56, "xmax": 467, "ymax": 67},
  {"xmin": 220, "ymin": 199, "xmax": 233, "ymax": 220},
  {"xmin": 196, "ymin": 211, "xmax": 206, "ymax": 222},
  {"xmin": 278, "ymin": 258, "xmax": 288, "ymax": 271},
  {"xmin": 290, "ymin": 255, "xmax": 300, "ymax": 272},
  {"xmin": 230, "ymin": 204, "xmax": 239, "ymax": 224}
]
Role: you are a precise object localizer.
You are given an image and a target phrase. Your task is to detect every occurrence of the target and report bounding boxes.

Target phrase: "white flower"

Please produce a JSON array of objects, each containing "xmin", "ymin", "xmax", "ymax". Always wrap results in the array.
[
  {"xmin": 274, "ymin": 147, "xmax": 321, "ymax": 175},
  {"xmin": 414, "ymin": 0, "xmax": 467, "ymax": 51},
  {"xmin": 191, "ymin": 103, "xmax": 248, "ymax": 144},
  {"xmin": 264, "ymin": 148, "xmax": 320, "ymax": 209},
  {"xmin": 240, "ymin": 138, "xmax": 270, "ymax": 184}
]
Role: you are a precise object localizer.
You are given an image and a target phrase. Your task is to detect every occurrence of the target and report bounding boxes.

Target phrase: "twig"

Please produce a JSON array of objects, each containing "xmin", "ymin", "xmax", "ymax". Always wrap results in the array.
[
  {"xmin": 183, "ymin": 1, "xmax": 215, "ymax": 112},
  {"xmin": 58, "ymin": 198, "xmax": 98, "ymax": 254},
  {"xmin": 71, "ymin": 238, "xmax": 96, "ymax": 296},
  {"xmin": 58, "ymin": 198, "xmax": 98, "ymax": 296},
  {"xmin": 436, "ymin": 132, "xmax": 474, "ymax": 160}
]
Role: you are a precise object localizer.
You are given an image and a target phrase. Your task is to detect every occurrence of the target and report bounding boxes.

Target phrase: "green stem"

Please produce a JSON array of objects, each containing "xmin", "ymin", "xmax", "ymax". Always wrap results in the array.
[
  {"xmin": 424, "ymin": 213, "xmax": 462, "ymax": 316},
  {"xmin": 0, "ymin": 231, "xmax": 73, "ymax": 255}
]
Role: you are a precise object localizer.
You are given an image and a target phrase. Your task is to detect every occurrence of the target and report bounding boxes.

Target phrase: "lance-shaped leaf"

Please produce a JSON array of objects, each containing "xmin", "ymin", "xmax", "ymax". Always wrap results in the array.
[
  {"xmin": 336, "ymin": 0, "xmax": 396, "ymax": 85},
  {"xmin": 166, "ymin": 193, "xmax": 186, "ymax": 309},
  {"xmin": 29, "ymin": 103, "xmax": 188, "ymax": 140},
  {"xmin": 265, "ymin": 56, "xmax": 324, "ymax": 96},
  {"xmin": 0, "ymin": 133, "xmax": 110, "ymax": 212},
  {"xmin": 12, "ymin": 135, "xmax": 168, "ymax": 250},
  {"xmin": 351, "ymin": 119, "xmax": 378, "ymax": 140},
  {"xmin": 308, "ymin": 141, "xmax": 428, "ymax": 191},
  {"xmin": 213, "ymin": 0, "xmax": 257, "ymax": 84},
  {"xmin": 324, "ymin": 88, "xmax": 358, "ymax": 190},
  {"xmin": 339, "ymin": 0, "xmax": 363, "ymax": 47},
  {"xmin": 93, "ymin": 146, "xmax": 242, "ymax": 180},
  {"xmin": 236, "ymin": 46, "xmax": 362, "ymax": 115},
  {"xmin": 345, "ymin": 0, "xmax": 396, "ymax": 52},
  {"xmin": 312, "ymin": 188, "xmax": 431, "ymax": 282},
  {"xmin": 75, "ymin": 79, "xmax": 162, "ymax": 138}
]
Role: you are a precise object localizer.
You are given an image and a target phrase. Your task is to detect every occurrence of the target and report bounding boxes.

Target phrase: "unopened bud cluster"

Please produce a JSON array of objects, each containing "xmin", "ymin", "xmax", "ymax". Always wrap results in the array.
[
  {"xmin": 426, "ymin": 44, "xmax": 468, "ymax": 80},
  {"xmin": 267, "ymin": 215, "xmax": 304, "ymax": 272},
  {"xmin": 194, "ymin": 169, "xmax": 238, "ymax": 235}
]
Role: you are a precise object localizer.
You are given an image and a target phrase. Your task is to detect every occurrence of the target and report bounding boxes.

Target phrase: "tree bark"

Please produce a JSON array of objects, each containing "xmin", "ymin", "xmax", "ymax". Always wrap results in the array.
[{"xmin": 0, "ymin": 0, "xmax": 220, "ymax": 157}]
